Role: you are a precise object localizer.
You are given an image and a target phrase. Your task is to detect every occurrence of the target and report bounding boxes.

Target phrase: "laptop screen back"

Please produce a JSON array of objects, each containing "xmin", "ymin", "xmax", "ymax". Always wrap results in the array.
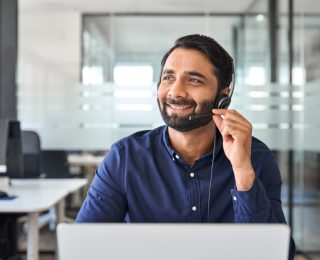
[{"xmin": 57, "ymin": 223, "xmax": 290, "ymax": 260}]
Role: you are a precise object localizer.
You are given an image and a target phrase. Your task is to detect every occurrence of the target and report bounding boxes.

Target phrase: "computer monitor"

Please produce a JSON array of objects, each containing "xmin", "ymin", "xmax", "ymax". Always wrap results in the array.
[
  {"xmin": 0, "ymin": 119, "xmax": 8, "ymax": 174},
  {"xmin": 57, "ymin": 223, "xmax": 290, "ymax": 260},
  {"xmin": 0, "ymin": 119, "xmax": 23, "ymax": 178}
]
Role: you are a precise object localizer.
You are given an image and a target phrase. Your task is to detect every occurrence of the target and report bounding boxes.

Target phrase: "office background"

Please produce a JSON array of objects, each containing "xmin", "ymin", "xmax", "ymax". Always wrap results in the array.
[{"xmin": 1, "ymin": 0, "xmax": 319, "ymax": 258}]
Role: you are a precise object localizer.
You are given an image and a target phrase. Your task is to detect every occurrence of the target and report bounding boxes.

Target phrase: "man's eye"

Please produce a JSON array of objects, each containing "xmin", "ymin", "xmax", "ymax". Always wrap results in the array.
[
  {"xmin": 189, "ymin": 78, "xmax": 202, "ymax": 84},
  {"xmin": 162, "ymin": 76, "xmax": 173, "ymax": 81}
]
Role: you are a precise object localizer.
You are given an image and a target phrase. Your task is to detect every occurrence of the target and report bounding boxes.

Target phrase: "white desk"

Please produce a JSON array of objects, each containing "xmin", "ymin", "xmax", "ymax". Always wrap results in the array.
[
  {"xmin": 67, "ymin": 154, "xmax": 104, "ymax": 167},
  {"xmin": 0, "ymin": 178, "xmax": 87, "ymax": 260},
  {"xmin": 67, "ymin": 154, "xmax": 104, "ymax": 200}
]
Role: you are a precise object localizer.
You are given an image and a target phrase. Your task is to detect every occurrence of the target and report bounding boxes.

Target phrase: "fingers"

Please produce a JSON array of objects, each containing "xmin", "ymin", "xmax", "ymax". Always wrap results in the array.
[
  {"xmin": 221, "ymin": 119, "xmax": 250, "ymax": 140},
  {"xmin": 212, "ymin": 109, "xmax": 247, "ymax": 122},
  {"xmin": 212, "ymin": 109, "xmax": 252, "ymax": 139}
]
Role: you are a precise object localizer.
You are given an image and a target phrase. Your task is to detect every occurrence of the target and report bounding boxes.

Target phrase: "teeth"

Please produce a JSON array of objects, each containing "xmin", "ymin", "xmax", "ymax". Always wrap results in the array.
[{"xmin": 169, "ymin": 104, "xmax": 192, "ymax": 110}]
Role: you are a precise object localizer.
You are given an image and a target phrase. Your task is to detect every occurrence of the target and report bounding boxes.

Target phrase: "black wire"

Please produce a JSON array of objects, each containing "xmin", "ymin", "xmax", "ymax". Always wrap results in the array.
[{"xmin": 207, "ymin": 129, "xmax": 217, "ymax": 222}]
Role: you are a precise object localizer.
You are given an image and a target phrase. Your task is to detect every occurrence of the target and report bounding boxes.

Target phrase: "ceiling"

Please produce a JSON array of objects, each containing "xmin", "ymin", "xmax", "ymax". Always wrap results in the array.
[
  {"xmin": 19, "ymin": 0, "xmax": 320, "ymax": 14},
  {"xmin": 20, "ymin": 0, "xmax": 258, "ymax": 13}
]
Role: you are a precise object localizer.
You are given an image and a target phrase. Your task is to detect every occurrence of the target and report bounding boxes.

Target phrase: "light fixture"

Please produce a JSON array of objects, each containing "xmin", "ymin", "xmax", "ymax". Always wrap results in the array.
[{"xmin": 256, "ymin": 14, "xmax": 265, "ymax": 22}]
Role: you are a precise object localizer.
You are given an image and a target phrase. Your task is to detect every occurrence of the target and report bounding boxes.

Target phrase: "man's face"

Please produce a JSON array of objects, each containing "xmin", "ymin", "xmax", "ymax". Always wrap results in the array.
[{"xmin": 157, "ymin": 48, "xmax": 219, "ymax": 132}]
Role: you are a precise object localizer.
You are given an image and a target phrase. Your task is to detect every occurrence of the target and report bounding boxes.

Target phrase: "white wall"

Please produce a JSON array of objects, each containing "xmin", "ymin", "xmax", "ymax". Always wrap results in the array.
[{"xmin": 18, "ymin": 10, "xmax": 81, "ymax": 84}]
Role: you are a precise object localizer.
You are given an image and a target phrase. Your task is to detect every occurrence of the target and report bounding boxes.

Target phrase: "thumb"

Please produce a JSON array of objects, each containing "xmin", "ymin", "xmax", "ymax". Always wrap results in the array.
[{"xmin": 213, "ymin": 115, "xmax": 223, "ymax": 133}]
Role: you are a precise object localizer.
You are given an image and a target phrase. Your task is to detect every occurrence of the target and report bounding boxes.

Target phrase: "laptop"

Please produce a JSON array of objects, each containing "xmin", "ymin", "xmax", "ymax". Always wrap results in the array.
[{"xmin": 57, "ymin": 223, "xmax": 290, "ymax": 260}]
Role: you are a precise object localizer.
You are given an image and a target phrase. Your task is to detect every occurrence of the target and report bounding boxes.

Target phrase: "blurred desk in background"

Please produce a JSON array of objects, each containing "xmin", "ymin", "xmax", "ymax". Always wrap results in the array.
[
  {"xmin": 67, "ymin": 153, "xmax": 104, "ymax": 167},
  {"xmin": 67, "ymin": 153, "xmax": 105, "ymax": 197},
  {"xmin": 0, "ymin": 178, "xmax": 87, "ymax": 260}
]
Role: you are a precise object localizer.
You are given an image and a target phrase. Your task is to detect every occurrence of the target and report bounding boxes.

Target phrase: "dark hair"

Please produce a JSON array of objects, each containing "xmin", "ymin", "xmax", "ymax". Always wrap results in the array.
[{"xmin": 158, "ymin": 34, "xmax": 233, "ymax": 91}]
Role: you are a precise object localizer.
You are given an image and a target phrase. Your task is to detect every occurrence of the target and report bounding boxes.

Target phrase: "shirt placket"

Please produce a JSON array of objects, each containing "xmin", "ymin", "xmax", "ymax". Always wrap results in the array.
[{"xmin": 188, "ymin": 169, "xmax": 201, "ymax": 222}]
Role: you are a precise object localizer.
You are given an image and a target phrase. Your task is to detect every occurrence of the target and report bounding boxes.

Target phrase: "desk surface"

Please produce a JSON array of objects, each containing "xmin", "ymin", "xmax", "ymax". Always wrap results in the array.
[
  {"xmin": 67, "ymin": 154, "xmax": 104, "ymax": 166},
  {"xmin": 0, "ymin": 179, "xmax": 87, "ymax": 213}
]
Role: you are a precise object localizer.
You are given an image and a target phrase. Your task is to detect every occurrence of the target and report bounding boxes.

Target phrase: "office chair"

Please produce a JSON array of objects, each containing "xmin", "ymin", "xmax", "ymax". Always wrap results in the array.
[
  {"xmin": 42, "ymin": 150, "xmax": 72, "ymax": 178},
  {"xmin": 21, "ymin": 131, "xmax": 43, "ymax": 178}
]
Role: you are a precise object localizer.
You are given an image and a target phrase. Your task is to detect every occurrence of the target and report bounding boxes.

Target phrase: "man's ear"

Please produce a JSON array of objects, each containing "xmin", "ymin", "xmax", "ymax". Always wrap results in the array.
[
  {"xmin": 219, "ymin": 87, "xmax": 231, "ymax": 97},
  {"xmin": 214, "ymin": 87, "xmax": 232, "ymax": 109}
]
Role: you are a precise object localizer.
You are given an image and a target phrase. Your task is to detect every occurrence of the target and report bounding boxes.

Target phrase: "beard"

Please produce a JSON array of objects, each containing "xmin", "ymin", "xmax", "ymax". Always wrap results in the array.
[{"xmin": 157, "ymin": 96, "xmax": 215, "ymax": 132}]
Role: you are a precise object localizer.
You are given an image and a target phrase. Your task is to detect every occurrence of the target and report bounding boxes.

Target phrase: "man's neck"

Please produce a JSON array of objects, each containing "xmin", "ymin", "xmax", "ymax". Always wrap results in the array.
[{"xmin": 168, "ymin": 122, "xmax": 216, "ymax": 165}]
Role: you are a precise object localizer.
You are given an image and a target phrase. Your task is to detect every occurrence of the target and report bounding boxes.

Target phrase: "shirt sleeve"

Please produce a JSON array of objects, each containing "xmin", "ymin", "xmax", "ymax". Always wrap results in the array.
[
  {"xmin": 231, "ymin": 177, "xmax": 277, "ymax": 223},
  {"xmin": 230, "ymin": 149, "xmax": 285, "ymax": 223},
  {"xmin": 230, "ymin": 150, "xmax": 295, "ymax": 259},
  {"xmin": 76, "ymin": 142, "xmax": 127, "ymax": 222}
]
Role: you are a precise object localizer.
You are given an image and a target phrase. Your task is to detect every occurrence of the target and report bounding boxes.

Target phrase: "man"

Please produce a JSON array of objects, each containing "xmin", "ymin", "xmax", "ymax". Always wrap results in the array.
[{"xmin": 76, "ymin": 34, "xmax": 295, "ymax": 258}]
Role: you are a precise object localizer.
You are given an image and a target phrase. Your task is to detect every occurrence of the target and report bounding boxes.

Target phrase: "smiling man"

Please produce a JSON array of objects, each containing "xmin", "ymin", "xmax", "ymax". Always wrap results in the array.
[{"xmin": 76, "ymin": 34, "xmax": 295, "ymax": 258}]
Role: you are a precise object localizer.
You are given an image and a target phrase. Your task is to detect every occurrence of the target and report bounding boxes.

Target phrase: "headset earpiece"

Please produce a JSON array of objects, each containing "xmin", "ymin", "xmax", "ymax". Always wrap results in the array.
[
  {"xmin": 215, "ymin": 94, "xmax": 231, "ymax": 109},
  {"xmin": 214, "ymin": 61, "xmax": 235, "ymax": 109}
]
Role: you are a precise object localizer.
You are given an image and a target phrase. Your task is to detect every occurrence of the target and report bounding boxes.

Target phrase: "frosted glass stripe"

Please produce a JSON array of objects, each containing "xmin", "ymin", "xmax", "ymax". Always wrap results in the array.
[{"xmin": 17, "ymin": 82, "xmax": 320, "ymax": 151}]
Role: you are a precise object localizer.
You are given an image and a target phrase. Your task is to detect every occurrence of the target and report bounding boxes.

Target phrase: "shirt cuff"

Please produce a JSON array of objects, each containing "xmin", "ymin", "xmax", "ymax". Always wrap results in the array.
[{"xmin": 230, "ymin": 177, "xmax": 271, "ymax": 222}]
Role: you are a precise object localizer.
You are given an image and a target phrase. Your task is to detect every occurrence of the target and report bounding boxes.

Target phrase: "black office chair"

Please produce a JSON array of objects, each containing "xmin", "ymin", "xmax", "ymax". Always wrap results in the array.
[
  {"xmin": 21, "ymin": 130, "xmax": 42, "ymax": 178},
  {"xmin": 42, "ymin": 150, "xmax": 84, "ymax": 179},
  {"xmin": 42, "ymin": 150, "xmax": 71, "ymax": 178}
]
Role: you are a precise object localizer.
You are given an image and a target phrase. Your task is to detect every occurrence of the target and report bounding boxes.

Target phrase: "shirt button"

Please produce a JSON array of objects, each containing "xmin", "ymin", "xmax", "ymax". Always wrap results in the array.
[
  {"xmin": 192, "ymin": 206, "xmax": 197, "ymax": 211},
  {"xmin": 190, "ymin": 172, "xmax": 195, "ymax": 178},
  {"xmin": 233, "ymin": 196, "xmax": 237, "ymax": 201},
  {"xmin": 175, "ymin": 154, "xmax": 180, "ymax": 159}
]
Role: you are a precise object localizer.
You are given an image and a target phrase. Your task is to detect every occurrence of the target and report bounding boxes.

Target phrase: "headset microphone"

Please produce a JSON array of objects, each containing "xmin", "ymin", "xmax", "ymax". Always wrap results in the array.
[{"xmin": 188, "ymin": 113, "xmax": 214, "ymax": 120}]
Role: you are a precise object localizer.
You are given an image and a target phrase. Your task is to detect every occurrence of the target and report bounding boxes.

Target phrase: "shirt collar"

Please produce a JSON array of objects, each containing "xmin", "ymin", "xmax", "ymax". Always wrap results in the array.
[
  {"xmin": 161, "ymin": 125, "xmax": 224, "ymax": 164},
  {"xmin": 162, "ymin": 125, "xmax": 177, "ymax": 160}
]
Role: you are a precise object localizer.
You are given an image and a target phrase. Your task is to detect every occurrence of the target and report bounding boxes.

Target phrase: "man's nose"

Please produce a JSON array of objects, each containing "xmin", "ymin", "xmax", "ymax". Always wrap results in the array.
[{"xmin": 168, "ymin": 80, "xmax": 187, "ymax": 98}]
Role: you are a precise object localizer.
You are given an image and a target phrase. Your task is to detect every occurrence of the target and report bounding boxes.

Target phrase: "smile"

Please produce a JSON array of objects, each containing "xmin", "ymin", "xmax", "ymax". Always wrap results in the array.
[{"xmin": 167, "ymin": 104, "xmax": 193, "ymax": 110}]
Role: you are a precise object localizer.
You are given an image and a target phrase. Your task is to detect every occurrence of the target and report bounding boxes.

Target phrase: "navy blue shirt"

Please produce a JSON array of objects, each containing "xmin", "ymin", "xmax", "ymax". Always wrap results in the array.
[{"xmin": 76, "ymin": 125, "xmax": 295, "ymax": 257}]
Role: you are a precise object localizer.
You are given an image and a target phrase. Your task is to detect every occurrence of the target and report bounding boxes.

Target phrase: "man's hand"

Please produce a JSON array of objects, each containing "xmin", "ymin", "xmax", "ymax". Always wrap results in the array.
[{"xmin": 212, "ymin": 109, "xmax": 255, "ymax": 191}]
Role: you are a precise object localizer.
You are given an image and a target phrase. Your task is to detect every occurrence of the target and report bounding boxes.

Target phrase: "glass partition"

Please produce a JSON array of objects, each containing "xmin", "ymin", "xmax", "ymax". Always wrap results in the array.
[{"xmin": 281, "ymin": 10, "xmax": 320, "ymax": 253}]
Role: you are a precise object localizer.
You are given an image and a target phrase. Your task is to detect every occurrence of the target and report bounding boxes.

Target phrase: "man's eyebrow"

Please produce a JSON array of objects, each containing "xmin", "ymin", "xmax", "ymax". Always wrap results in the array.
[
  {"xmin": 162, "ymin": 69, "xmax": 207, "ymax": 80},
  {"xmin": 162, "ymin": 69, "xmax": 174, "ymax": 74},
  {"xmin": 186, "ymin": 71, "xmax": 207, "ymax": 80}
]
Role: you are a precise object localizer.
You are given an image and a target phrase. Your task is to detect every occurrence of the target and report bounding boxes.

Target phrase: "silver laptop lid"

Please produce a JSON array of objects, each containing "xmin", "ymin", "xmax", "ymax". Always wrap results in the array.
[{"xmin": 58, "ymin": 223, "xmax": 290, "ymax": 260}]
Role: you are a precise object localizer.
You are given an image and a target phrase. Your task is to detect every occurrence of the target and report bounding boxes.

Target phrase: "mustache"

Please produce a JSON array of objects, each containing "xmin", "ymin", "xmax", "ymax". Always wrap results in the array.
[{"xmin": 164, "ymin": 97, "xmax": 197, "ymax": 106}]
